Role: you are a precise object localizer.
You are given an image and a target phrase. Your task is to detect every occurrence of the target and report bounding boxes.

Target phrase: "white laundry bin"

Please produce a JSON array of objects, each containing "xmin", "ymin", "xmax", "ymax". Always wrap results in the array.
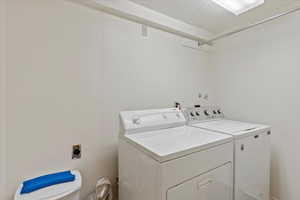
[{"xmin": 14, "ymin": 170, "xmax": 82, "ymax": 200}]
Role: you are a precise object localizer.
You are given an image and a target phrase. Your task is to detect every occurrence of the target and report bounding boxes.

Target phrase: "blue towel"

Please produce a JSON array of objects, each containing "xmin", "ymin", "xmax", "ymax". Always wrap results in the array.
[{"xmin": 21, "ymin": 171, "xmax": 75, "ymax": 194}]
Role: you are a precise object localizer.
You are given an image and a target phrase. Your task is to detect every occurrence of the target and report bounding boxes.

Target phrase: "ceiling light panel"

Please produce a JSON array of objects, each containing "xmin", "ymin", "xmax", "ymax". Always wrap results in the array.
[{"xmin": 211, "ymin": 0, "xmax": 264, "ymax": 15}]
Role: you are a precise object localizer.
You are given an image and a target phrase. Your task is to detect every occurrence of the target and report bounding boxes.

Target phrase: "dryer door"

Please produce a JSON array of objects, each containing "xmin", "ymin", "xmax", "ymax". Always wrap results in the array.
[{"xmin": 167, "ymin": 163, "xmax": 232, "ymax": 200}]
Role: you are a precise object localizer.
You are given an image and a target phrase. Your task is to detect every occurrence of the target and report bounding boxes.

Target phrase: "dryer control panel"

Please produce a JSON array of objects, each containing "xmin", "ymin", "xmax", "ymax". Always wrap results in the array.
[
  {"xmin": 184, "ymin": 106, "xmax": 224, "ymax": 122},
  {"xmin": 120, "ymin": 108, "xmax": 186, "ymax": 134}
]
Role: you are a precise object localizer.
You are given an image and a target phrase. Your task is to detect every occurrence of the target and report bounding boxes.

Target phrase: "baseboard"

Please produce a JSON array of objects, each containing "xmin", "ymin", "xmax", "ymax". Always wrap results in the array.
[{"xmin": 271, "ymin": 197, "xmax": 280, "ymax": 200}]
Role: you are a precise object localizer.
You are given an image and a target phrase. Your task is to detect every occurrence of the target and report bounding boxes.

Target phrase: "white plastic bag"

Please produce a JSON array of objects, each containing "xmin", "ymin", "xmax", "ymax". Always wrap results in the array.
[
  {"xmin": 85, "ymin": 177, "xmax": 113, "ymax": 200},
  {"xmin": 95, "ymin": 177, "xmax": 113, "ymax": 200}
]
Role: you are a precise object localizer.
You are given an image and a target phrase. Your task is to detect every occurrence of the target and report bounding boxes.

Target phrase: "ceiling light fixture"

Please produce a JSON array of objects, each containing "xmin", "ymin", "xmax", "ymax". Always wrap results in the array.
[{"xmin": 211, "ymin": 0, "xmax": 264, "ymax": 15}]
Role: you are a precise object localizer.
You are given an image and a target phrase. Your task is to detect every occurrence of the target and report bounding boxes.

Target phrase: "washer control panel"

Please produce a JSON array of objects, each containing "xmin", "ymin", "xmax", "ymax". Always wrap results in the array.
[{"xmin": 184, "ymin": 106, "xmax": 224, "ymax": 122}]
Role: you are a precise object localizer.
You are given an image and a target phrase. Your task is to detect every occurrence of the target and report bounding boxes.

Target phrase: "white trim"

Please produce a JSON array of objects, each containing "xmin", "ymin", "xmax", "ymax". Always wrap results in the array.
[
  {"xmin": 68, "ymin": 0, "xmax": 212, "ymax": 43},
  {"xmin": 271, "ymin": 197, "xmax": 280, "ymax": 200},
  {"xmin": 0, "ymin": 0, "xmax": 7, "ymax": 199}
]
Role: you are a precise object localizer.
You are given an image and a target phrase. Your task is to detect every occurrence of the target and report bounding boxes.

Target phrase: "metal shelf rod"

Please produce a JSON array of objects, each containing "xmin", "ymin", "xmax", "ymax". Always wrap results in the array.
[{"xmin": 200, "ymin": 5, "xmax": 300, "ymax": 46}]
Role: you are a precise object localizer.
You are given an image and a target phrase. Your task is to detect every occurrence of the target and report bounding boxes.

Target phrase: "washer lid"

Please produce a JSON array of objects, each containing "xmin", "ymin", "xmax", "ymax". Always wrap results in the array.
[
  {"xmin": 15, "ymin": 170, "xmax": 81, "ymax": 200},
  {"xmin": 125, "ymin": 126, "xmax": 232, "ymax": 162},
  {"xmin": 193, "ymin": 120, "xmax": 269, "ymax": 137}
]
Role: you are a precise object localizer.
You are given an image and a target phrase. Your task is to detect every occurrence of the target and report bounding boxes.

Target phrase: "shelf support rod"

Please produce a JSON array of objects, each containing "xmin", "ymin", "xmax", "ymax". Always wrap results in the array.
[{"xmin": 200, "ymin": 5, "xmax": 300, "ymax": 46}]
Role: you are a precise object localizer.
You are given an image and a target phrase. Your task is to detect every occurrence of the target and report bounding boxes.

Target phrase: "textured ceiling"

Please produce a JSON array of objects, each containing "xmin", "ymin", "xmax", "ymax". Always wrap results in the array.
[{"xmin": 129, "ymin": 0, "xmax": 300, "ymax": 35}]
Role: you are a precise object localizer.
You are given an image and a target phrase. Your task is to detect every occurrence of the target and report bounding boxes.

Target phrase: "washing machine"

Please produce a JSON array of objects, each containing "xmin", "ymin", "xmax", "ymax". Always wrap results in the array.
[
  {"xmin": 184, "ymin": 106, "xmax": 271, "ymax": 200},
  {"xmin": 119, "ymin": 108, "xmax": 234, "ymax": 200}
]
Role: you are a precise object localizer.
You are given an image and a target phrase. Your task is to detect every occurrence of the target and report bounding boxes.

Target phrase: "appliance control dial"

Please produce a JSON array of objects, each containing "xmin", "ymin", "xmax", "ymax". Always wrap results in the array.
[
  {"xmin": 132, "ymin": 116, "xmax": 141, "ymax": 124},
  {"xmin": 190, "ymin": 112, "xmax": 195, "ymax": 117},
  {"xmin": 204, "ymin": 110, "xmax": 210, "ymax": 116}
]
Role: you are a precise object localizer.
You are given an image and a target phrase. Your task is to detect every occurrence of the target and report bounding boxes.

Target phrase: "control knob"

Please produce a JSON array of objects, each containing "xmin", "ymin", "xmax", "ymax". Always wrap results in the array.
[
  {"xmin": 204, "ymin": 110, "xmax": 210, "ymax": 116},
  {"xmin": 132, "ymin": 116, "xmax": 141, "ymax": 124}
]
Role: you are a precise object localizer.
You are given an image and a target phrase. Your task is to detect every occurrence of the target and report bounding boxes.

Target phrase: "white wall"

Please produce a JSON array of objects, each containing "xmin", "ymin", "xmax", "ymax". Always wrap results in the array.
[
  {"xmin": 0, "ymin": 0, "xmax": 7, "ymax": 199},
  {"xmin": 5, "ymin": 0, "xmax": 213, "ymax": 199},
  {"xmin": 210, "ymin": 11, "xmax": 300, "ymax": 200}
]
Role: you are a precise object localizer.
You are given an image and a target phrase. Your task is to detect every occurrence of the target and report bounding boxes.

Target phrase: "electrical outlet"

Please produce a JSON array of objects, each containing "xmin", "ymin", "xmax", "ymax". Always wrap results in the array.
[
  {"xmin": 116, "ymin": 177, "xmax": 119, "ymax": 185},
  {"xmin": 204, "ymin": 94, "xmax": 209, "ymax": 100},
  {"xmin": 72, "ymin": 144, "xmax": 81, "ymax": 159}
]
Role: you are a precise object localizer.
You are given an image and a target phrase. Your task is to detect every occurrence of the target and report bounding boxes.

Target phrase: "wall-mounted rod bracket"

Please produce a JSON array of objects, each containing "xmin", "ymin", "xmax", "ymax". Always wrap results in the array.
[
  {"xmin": 198, "ymin": 40, "xmax": 213, "ymax": 47},
  {"xmin": 69, "ymin": 0, "xmax": 211, "ymax": 44}
]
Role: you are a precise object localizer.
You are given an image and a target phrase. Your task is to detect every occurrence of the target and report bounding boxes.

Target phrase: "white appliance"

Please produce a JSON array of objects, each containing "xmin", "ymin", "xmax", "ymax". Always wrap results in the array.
[
  {"xmin": 119, "ymin": 108, "xmax": 234, "ymax": 200},
  {"xmin": 184, "ymin": 106, "xmax": 271, "ymax": 200}
]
